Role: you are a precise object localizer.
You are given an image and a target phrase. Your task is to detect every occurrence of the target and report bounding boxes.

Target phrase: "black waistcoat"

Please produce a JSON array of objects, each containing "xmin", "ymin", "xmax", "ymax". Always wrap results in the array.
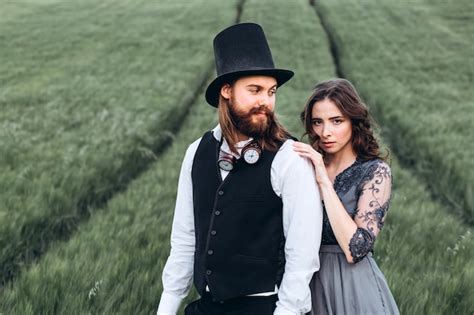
[{"xmin": 191, "ymin": 131, "xmax": 285, "ymax": 301}]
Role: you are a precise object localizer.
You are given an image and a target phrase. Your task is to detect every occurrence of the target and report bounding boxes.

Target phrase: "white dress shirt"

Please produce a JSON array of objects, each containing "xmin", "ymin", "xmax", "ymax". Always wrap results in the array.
[{"xmin": 157, "ymin": 125, "xmax": 323, "ymax": 315}]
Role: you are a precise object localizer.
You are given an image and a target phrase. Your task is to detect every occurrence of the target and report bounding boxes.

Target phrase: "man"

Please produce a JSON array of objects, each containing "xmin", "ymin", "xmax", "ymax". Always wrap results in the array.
[{"xmin": 157, "ymin": 23, "xmax": 323, "ymax": 315}]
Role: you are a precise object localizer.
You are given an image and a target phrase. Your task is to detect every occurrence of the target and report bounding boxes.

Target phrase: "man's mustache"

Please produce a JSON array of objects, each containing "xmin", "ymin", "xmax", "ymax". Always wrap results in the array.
[{"xmin": 246, "ymin": 105, "xmax": 273, "ymax": 118}]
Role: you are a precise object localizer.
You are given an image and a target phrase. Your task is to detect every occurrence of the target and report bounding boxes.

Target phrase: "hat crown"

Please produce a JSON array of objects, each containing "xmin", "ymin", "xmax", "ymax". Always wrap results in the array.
[
  {"xmin": 205, "ymin": 22, "xmax": 294, "ymax": 107},
  {"xmin": 213, "ymin": 23, "xmax": 275, "ymax": 76}
]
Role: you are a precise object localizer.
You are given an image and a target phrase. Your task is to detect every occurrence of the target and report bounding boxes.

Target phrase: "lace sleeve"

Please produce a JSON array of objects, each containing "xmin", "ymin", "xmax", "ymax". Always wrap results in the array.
[{"xmin": 349, "ymin": 161, "xmax": 392, "ymax": 263}]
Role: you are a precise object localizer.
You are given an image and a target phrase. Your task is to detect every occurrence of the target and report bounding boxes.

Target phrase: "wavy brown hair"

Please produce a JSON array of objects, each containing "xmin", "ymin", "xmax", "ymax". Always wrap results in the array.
[
  {"xmin": 300, "ymin": 78, "xmax": 387, "ymax": 161},
  {"xmin": 218, "ymin": 91, "xmax": 292, "ymax": 154}
]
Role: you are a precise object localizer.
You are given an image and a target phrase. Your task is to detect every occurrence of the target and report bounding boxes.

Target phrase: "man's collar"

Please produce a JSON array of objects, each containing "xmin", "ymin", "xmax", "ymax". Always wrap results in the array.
[
  {"xmin": 211, "ymin": 124, "xmax": 222, "ymax": 141},
  {"xmin": 211, "ymin": 124, "xmax": 253, "ymax": 156}
]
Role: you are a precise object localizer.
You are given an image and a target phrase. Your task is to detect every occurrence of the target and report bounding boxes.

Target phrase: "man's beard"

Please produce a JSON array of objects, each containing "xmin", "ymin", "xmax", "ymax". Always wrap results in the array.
[{"xmin": 228, "ymin": 100, "xmax": 276, "ymax": 139}]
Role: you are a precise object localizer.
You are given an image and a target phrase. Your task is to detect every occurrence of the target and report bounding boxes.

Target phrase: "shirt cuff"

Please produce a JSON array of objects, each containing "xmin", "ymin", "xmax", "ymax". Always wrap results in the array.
[
  {"xmin": 157, "ymin": 291, "xmax": 182, "ymax": 315},
  {"xmin": 273, "ymin": 305, "xmax": 299, "ymax": 315}
]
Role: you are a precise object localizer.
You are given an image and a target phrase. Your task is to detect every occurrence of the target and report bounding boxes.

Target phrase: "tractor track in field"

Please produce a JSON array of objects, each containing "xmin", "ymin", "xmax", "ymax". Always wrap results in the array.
[
  {"xmin": 309, "ymin": 0, "xmax": 471, "ymax": 225},
  {"xmin": 0, "ymin": 52, "xmax": 212, "ymax": 291},
  {"xmin": 310, "ymin": 0, "xmax": 343, "ymax": 78},
  {"xmin": 0, "ymin": 0, "xmax": 247, "ymax": 291}
]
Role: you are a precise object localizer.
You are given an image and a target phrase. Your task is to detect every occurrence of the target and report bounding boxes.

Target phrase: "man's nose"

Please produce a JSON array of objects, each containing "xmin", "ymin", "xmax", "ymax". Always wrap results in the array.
[{"xmin": 257, "ymin": 94, "xmax": 270, "ymax": 107}]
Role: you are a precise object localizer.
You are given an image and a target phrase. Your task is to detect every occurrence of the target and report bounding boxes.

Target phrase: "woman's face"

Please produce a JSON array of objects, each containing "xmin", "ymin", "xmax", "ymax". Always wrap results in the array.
[{"xmin": 311, "ymin": 98, "xmax": 353, "ymax": 155}]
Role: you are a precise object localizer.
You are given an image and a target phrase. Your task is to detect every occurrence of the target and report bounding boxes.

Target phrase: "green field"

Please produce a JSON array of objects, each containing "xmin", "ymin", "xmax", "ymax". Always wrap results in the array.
[
  {"xmin": 0, "ymin": 0, "xmax": 238, "ymax": 286},
  {"xmin": 0, "ymin": 0, "xmax": 472, "ymax": 314},
  {"xmin": 315, "ymin": 0, "xmax": 474, "ymax": 222}
]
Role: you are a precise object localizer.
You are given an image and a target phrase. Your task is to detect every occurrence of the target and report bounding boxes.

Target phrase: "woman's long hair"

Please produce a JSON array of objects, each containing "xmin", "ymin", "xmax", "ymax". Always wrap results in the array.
[
  {"xmin": 300, "ymin": 78, "xmax": 387, "ymax": 161},
  {"xmin": 218, "ymin": 90, "xmax": 292, "ymax": 154}
]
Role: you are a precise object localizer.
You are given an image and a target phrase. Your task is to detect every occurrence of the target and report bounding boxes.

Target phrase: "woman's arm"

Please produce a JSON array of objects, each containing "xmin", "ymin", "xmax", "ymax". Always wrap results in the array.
[
  {"xmin": 293, "ymin": 142, "xmax": 392, "ymax": 263},
  {"xmin": 349, "ymin": 161, "xmax": 392, "ymax": 262},
  {"xmin": 318, "ymin": 177, "xmax": 360, "ymax": 263}
]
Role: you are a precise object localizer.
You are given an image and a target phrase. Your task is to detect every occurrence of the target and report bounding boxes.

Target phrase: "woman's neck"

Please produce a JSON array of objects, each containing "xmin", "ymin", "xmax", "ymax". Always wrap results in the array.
[{"xmin": 325, "ymin": 147, "xmax": 357, "ymax": 181}]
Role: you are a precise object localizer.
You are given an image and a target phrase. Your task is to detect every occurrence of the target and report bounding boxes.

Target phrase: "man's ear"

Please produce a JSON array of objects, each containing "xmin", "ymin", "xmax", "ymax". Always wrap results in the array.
[{"xmin": 220, "ymin": 83, "xmax": 232, "ymax": 100}]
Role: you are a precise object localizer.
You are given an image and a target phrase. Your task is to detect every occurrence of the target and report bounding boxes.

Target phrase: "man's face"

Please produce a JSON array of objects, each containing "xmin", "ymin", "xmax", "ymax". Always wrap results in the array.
[{"xmin": 221, "ymin": 75, "xmax": 278, "ymax": 138}]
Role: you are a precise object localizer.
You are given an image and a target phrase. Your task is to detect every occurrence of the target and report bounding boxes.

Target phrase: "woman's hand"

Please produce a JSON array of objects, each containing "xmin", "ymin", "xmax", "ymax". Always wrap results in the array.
[{"xmin": 292, "ymin": 141, "xmax": 330, "ymax": 185}]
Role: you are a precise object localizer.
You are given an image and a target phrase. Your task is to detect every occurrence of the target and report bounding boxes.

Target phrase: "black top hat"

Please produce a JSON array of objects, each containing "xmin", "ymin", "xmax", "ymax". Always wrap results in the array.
[{"xmin": 205, "ymin": 23, "xmax": 294, "ymax": 107}]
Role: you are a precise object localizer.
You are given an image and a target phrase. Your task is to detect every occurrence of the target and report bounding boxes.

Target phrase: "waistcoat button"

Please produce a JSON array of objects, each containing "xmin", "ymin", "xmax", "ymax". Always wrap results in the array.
[
  {"xmin": 207, "ymin": 249, "xmax": 214, "ymax": 255},
  {"xmin": 206, "ymin": 269, "xmax": 212, "ymax": 275},
  {"xmin": 218, "ymin": 190, "xmax": 224, "ymax": 196}
]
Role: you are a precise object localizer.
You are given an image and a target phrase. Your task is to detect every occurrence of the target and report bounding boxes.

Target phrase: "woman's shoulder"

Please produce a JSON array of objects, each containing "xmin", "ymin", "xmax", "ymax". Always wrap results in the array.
[
  {"xmin": 358, "ymin": 158, "xmax": 392, "ymax": 186},
  {"xmin": 360, "ymin": 158, "xmax": 391, "ymax": 171}
]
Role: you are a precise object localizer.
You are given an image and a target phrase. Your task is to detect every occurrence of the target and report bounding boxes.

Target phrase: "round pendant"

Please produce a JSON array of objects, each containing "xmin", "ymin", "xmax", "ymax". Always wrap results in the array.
[
  {"xmin": 218, "ymin": 153, "xmax": 235, "ymax": 171},
  {"xmin": 243, "ymin": 148, "xmax": 260, "ymax": 164}
]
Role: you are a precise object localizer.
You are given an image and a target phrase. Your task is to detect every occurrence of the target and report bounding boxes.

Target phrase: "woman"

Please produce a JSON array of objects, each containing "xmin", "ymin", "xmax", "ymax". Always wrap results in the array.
[{"xmin": 293, "ymin": 79, "xmax": 399, "ymax": 314}]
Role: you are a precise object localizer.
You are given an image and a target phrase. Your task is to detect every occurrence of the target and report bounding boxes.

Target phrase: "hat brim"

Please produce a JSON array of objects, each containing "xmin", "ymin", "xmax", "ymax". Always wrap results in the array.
[{"xmin": 205, "ymin": 68, "xmax": 294, "ymax": 107}]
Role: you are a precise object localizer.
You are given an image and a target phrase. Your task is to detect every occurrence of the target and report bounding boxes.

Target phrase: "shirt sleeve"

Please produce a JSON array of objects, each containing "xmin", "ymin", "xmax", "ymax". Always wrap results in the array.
[
  {"xmin": 272, "ymin": 140, "xmax": 323, "ymax": 314},
  {"xmin": 349, "ymin": 160, "xmax": 392, "ymax": 263},
  {"xmin": 157, "ymin": 140, "xmax": 200, "ymax": 315}
]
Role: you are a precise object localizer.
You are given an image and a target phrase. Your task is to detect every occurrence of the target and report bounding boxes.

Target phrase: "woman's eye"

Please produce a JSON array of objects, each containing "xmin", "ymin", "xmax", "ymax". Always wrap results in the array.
[
  {"xmin": 312, "ymin": 121, "xmax": 322, "ymax": 126},
  {"xmin": 269, "ymin": 90, "xmax": 276, "ymax": 96},
  {"xmin": 334, "ymin": 119, "xmax": 342, "ymax": 124}
]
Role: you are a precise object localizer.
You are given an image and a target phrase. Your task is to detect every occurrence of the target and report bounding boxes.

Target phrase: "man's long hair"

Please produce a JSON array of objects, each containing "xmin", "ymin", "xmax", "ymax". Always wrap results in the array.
[{"xmin": 218, "ymin": 94, "xmax": 292, "ymax": 155}]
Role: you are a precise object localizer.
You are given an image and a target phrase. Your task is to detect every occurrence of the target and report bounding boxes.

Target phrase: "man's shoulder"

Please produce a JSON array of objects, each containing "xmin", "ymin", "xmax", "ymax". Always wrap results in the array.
[
  {"xmin": 276, "ymin": 139, "xmax": 305, "ymax": 162},
  {"xmin": 190, "ymin": 136, "xmax": 203, "ymax": 147},
  {"xmin": 277, "ymin": 138, "xmax": 294, "ymax": 153},
  {"xmin": 185, "ymin": 129, "xmax": 218, "ymax": 158},
  {"xmin": 186, "ymin": 136, "xmax": 203, "ymax": 157},
  {"xmin": 274, "ymin": 139, "xmax": 313, "ymax": 174},
  {"xmin": 188, "ymin": 129, "xmax": 217, "ymax": 151},
  {"xmin": 272, "ymin": 139, "xmax": 317, "ymax": 194}
]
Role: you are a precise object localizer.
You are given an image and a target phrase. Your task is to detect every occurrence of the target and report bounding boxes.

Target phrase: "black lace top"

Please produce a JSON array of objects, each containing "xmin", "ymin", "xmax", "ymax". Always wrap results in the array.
[{"xmin": 321, "ymin": 158, "xmax": 392, "ymax": 263}]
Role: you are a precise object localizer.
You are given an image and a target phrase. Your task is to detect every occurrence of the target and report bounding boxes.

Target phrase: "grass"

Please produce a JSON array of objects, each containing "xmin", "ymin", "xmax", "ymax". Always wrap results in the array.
[
  {"xmin": 375, "ymin": 156, "xmax": 473, "ymax": 314},
  {"xmin": 0, "ymin": 0, "xmax": 335, "ymax": 313},
  {"xmin": 0, "ymin": 0, "xmax": 239, "ymax": 286},
  {"xmin": 240, "ymin": 0, "xmax": 336, "ymax": 135},
  {"xmin": 0, "ymin": 0, "xmax": 472, "ymax": 313},
  {"xmin": 311, "ymin": 1, "xmax": 473, "ymax": 311},
  {"xmin": 314, "ymin": 0, "xmax": 474, "ymax": 223}
]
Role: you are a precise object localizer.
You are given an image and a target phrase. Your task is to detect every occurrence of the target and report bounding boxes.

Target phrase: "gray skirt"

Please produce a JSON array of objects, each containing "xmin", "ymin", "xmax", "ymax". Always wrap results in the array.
[{"xmin": 308, "ymin": 245, "xmax": 399, "ymax": 315}]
